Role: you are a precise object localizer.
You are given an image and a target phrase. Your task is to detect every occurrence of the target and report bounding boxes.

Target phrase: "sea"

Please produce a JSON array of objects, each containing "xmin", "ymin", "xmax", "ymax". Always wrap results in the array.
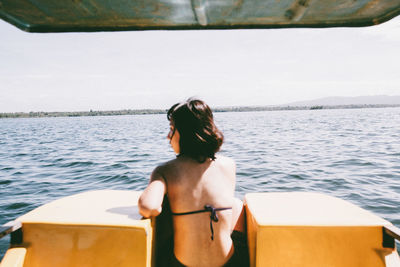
[{"xmin": 1, "ymin": 107, "xmax": 399, "ymax": 257}]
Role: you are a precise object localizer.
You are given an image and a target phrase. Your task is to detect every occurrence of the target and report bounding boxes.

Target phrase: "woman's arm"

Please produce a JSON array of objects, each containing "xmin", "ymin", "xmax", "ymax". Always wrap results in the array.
[
  {"xmin": 138, "ymin": 166, "xmax": 167, "ymax": 218},
  {"xmin": 232, "ymin": 198, "xmax": 246, "ymax": 233}
]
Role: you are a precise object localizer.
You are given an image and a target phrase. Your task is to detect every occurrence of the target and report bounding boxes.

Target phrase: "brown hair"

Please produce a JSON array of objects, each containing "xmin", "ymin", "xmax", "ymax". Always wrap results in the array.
[{"xmin": 167, "ymin": 98, "xmax": 224, "ymax": 162}]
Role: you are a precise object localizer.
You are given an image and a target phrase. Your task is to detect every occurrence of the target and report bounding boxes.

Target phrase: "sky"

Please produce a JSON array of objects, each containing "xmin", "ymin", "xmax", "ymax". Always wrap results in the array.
[{"xmin": 0, "ymin": 16, "xmax": 399, "ymax": 112}]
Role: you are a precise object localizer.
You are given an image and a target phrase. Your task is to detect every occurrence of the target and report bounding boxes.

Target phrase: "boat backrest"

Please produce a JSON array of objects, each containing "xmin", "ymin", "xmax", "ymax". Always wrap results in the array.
[
  {"xmin": 15, "ymin": 190, "xmax": 153, "ymax": 267},
  {"xmin": 245, "ymin": 192, "xmax": 399, "ymax": 267}
]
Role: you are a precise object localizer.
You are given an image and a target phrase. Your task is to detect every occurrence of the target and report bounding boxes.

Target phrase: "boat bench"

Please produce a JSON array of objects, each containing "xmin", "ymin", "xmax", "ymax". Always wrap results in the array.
[
  {"xmin": 245, "ymin": 192, "xmax": 400, "ymax": 267},
  {"xmin": 1, "ymin": 190, "xmax": 400, "ymax": 267}
]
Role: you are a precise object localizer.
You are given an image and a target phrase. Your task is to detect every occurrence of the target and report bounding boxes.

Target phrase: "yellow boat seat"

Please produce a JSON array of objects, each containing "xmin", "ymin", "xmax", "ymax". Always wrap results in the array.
[
  {"xmin": 245, "ymin": 192, "xmax": 400, "ymax": 267},
  {"xmin": 4, "ymin": 190, "xmax": 152, "ymax": 267}
]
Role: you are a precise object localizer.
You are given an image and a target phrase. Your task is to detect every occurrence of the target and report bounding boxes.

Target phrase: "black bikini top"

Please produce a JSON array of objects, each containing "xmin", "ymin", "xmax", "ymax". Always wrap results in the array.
[{"xmin": 172, "ymin": 205, "xmax": 232, "ymax": 241}]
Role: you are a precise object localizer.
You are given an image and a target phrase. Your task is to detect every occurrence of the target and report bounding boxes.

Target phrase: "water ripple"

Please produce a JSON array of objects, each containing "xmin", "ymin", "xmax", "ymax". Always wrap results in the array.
[
  {"xmin": 0, "ymin": 180, "xmax": 12, "ymax": 185},
  {"xmin": 6, "ymin": 202, "xmax": 31, "ymax": 210},
  {"xmin": 61, "ymin": 161, "xmax": 97, "ymax": 168}
]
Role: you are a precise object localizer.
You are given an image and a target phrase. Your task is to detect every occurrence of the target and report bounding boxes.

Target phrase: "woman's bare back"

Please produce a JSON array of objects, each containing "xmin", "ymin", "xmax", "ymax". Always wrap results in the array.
[{"xmin": 160, "ymin": 155, "xmax": 238, "ymax": 267}]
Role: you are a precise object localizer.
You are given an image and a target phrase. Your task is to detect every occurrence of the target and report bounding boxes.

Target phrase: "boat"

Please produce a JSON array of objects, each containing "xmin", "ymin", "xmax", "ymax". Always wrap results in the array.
[
  {"xmin": 1, "ymin": 0, "xmax": 400, "ymax": 266},
  {"xmin": 1, "ymin": 190, "xmax": 399, "ymax": 266},
  {"xmin": 0, "ymin": 0, "xmax": 400, "ymax": 32}
]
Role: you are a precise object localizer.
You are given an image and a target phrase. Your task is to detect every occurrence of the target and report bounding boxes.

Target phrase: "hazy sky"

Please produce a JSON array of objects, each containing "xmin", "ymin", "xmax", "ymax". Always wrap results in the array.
[{"xmin": 0, "ymin": 16, "xmax": 399, "ymax": 112}]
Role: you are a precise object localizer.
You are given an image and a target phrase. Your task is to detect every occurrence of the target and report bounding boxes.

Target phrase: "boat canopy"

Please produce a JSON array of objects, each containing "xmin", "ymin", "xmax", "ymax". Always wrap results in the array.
[{"xmin": 0, "ymin": 0, "xmax": 400, "ymax": 32}]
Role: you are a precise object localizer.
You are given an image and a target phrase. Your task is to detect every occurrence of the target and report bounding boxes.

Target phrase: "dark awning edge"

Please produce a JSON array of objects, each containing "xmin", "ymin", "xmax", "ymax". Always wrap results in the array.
[{"xmin": 1, "ymin": 4, "xmax": 399, "ymax": 33}]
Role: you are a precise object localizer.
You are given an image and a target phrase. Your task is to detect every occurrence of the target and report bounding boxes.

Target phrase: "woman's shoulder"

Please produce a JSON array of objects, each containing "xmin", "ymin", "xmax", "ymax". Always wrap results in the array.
[
  {"xmin": 152, "ymin": 157, "xmax": 186, "ymax": 179},
  {"xmin": 154, "ymin": 158, "xmax": 179, "ymax": 172},
  {"xmin": 216, "ymin": 155, "xmax": 235, "ymax": 166},
  {"xmin": 154, "ymin": 155, "xmax": 235, "ymax": 178},
  {"xmin": 215, "ymin": 155, "xmax": 236, "ymax": 174}
]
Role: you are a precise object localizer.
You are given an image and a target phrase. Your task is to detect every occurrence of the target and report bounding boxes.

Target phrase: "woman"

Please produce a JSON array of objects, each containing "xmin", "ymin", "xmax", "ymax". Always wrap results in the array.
[{"xmin": 139, "ymin": 98, "xmax": 248, "ymax": 267}]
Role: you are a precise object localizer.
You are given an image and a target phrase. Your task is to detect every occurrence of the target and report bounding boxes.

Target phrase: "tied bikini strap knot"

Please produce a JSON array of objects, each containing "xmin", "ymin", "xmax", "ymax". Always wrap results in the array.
[
  {"xmin": 204, "ymin": 205, "xmax": 232, "ymax": 241},
  {"xmin": 204, "ymin": 205, "xmax": 219, "ymax": 222}
]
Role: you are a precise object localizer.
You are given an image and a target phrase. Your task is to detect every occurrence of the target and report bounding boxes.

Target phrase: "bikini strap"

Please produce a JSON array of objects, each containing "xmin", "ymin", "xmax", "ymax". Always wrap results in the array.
[
  {"xmin": 172, "ymin": 205, "xmax": 232, "ymax": 241},
  {"xmin": 171, "ymin": 208, "xmax": 208, "ymax": 216}
]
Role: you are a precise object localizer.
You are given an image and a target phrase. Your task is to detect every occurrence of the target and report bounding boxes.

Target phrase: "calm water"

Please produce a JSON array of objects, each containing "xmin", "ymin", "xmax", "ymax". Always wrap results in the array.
[{"xmin": 1, "ymin": 107, "xmax": 400, "ymax": 257}]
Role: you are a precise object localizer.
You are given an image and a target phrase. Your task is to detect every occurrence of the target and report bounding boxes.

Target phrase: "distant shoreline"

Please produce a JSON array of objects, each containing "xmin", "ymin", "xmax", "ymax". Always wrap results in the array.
[{"xmin": 1, "ymin": 104, "xmax": 400, "ymax": 119}]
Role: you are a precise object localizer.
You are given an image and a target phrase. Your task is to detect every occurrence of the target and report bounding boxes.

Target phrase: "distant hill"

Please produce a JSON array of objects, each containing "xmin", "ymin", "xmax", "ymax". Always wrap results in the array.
[
  {"xmin": 2, "ymin": 95, "xmax": 400, "ymax": 119},
  {"xmin": 285, "ymin": 95, "xmax": 400, "ymax": 106}
]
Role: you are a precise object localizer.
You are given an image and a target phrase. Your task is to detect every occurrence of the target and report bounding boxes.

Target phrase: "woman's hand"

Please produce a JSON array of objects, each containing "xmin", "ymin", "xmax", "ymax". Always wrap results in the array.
[{"xmin": 138, "ymin": 167, "xmax": 166, "ymax": 218}]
